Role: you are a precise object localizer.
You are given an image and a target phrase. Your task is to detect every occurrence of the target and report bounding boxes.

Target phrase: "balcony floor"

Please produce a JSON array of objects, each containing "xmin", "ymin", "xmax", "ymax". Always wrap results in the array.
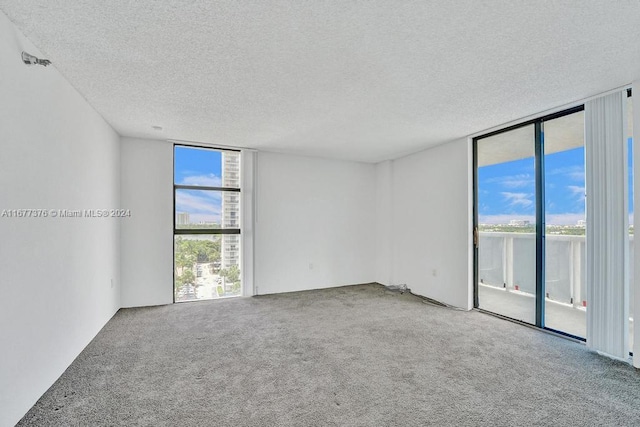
[{"xmin": 478, "ymin": 284, "xmax": 634, "ymax": 351}]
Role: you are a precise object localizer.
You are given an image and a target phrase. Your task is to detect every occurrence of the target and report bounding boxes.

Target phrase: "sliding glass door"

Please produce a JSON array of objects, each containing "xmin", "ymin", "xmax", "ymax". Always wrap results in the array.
[
  {"xmin": 542, "ymin": 111, "xmax": 586, "ymax": 337},
  {"xmin": 474, "ymin": 107, "xmax": 586, "ymax": 338},
  {"xmin": 476, "ymin": 125, "xmax": 537, "ymax": 324}
]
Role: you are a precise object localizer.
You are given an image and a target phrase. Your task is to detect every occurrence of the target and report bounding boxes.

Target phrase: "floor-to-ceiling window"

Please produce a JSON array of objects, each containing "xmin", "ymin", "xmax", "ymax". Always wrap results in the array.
[{"xmin": 173, "ymin": 145, "xmax": 242, "ymax": 302}]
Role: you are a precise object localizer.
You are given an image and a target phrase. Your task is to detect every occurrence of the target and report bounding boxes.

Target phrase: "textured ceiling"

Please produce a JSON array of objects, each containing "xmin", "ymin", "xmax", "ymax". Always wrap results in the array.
[{"xmin": 1, "ymin": 1, "xmax": 639, "ymax": 162}]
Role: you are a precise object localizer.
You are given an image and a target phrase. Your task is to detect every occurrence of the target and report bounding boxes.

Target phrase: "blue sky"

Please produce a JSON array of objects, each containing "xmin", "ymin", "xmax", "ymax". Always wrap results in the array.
[
  {"xmin": 478, "ymin": 139, "xmax": 633, "ymax": 226},
  {"xmin": 175, "ymin": 141, "xmax": 633, "ymax": 227},
  {"xmin": 175, "ymin": 146, "xmax": 222, "ymax": 185},
  {"xmin": 174, "ymin": 146, "xmax": 223, "ymax": 224}
]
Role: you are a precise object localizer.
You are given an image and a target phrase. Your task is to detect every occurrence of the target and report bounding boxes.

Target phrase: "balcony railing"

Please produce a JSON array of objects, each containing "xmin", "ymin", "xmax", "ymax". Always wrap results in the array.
[{"xmin": 478, "ymin": 232, "xmax": 635, "ymax": 318}]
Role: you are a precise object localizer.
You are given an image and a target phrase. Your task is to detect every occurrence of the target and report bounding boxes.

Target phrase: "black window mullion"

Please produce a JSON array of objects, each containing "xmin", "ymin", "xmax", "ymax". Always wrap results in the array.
[
  {"xmin": 175, "ymin": 184, "xmax": 240, "ymax": 192},
  {"xmin": 174, "ymin": 228, "xmax": 240, "ymax": 235},
  {"xmin": 535, "ymin": 121, "xmax": 545, "ymax": 329},
  {"xmin": 473, "ymin": 137, "xmax": 479, "ymax": 309}
]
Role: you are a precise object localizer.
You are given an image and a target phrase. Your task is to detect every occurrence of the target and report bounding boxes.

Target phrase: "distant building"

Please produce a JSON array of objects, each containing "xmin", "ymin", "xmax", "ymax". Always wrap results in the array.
[
  {"xmin": 221, "ymin": 152, "xmax": 240, "ymax": 270},
  {"xmin": 176, "ymin": 212, "xmax": 190, "ymax": 226},
  {"xmin": 509, "ymin": 219, "xmax": 530, "ymax": 227},
  {"xmin": 577, "ymin": 220, "xmax": 586, "ymax": 227}
]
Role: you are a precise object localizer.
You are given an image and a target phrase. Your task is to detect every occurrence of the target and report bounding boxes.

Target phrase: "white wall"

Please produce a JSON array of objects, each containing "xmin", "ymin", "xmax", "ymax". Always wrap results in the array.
[
  {"xmin": 120, "ymin": 138, "xmax": 174, "ymax": 307},
  {"xmin": 377, "ymin": 139, "xmax": 473, "ymax": 309},
  {"xmin": 375, "ymin": 160, "xmax": 393, "ymax": 285},
  {"xmin": 0, "ymin": 12, "xmax": 121, "ymax": 427},
  {"xmin": 255, "ymin": 152, "xmax": 376, "ymax": 294},
  {"xmin": 240, "ymin": 150, "xmax": 256, "ymax": 297}
]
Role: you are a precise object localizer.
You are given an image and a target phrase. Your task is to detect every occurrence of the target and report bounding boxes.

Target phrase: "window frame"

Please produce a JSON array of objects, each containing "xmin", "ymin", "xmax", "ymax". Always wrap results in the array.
[
  {"xmin": 173, "ymin": 144, "xmax": 242, "ymax": 302},
  {"xmin": 473, "ymin": 88, "xmax": 633, "ymax": 344}
]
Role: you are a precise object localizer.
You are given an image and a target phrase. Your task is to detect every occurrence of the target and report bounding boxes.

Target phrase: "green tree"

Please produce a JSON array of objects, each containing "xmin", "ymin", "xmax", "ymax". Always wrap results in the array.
[
  {"xmin": 174, "ymin": 266, "xmax": 196, "ymax": 299},
  {"xmin": 174, "ymin": 236, "xmax": 222, "ymax": 298},
  {"xmin": 220, "ymin": 265, "xmax": 240, "ymax": 284},
  {"xmin": 176, "ymin": 269, "xmax": 195, "ymax": 289},
  {"xmin": 175, "ymin": 238, "xmax": 196, "ymax": 269},
  {"xmin": 220, "ymin": 265, "xmax": 241, "ymax": 294},
  {"xmin": 174, "ymin": 237, "xmax": 199, "ymax": 297},
  {"xmin": 195, "ymin": 239, "xmax": 220, "ymax": 263}
]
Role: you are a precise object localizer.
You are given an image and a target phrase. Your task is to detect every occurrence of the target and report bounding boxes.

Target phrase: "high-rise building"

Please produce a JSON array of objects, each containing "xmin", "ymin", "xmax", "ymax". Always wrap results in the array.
[
  {"xmin": 176, "ymin": 212, "xmax": 190, "ymax": 226},
  {"xmin": 221, "ymin": 152, "xmax": 240, "ymax": 270}
]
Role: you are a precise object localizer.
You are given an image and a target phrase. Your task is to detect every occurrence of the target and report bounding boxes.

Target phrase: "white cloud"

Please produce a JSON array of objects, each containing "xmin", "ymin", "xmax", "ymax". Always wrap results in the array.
[
  {"xmin": 548, "ymin": 165, "xmax": 584, "ymax": 182},
  {"xmin": 568, "ymin": 171, "xmax": 585, "ymax": 181},
  {"xmin": 486, "ymin": 174, "xmax": 534, "ymax": 189},
  {"xmin": 501, "ymin": 192, "xmax": 534, "ymax": 209},
  {"xmin": 175, "ymin": 191, "xmax": 221, "ymax": 223},
  {"xmin": 567, "ymin": 185, "xmax": 586, "ymax": 209},
  {"xmin": 180, "ymin": 173, "xmax": 222, "ymax": 187},
  {"xmin": 567, "ymin": 185, "xmax": 585, "ymax": 198}
]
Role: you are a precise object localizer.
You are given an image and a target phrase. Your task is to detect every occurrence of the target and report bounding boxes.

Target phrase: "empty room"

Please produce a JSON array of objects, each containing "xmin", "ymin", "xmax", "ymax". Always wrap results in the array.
[{"xmin": 2, "ymin": 1, "xmax": 640, "ymax": 426}]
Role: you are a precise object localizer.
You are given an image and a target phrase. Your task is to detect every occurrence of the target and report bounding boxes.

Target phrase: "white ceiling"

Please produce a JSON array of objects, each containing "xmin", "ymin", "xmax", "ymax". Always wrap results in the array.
[{"xmin": 1, "ymin": 1, "xmax": 639, "ymax": 163}]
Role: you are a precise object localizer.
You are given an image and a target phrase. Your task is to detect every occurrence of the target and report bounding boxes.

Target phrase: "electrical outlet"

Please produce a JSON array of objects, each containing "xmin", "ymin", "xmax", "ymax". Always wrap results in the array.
[
  {"xmin": 432, "ymin": 269, "xmax": 437, "ymax": 277},
  {"xmin": 309, "ymin": 263, "xmax": 314, "ymax": 270}
]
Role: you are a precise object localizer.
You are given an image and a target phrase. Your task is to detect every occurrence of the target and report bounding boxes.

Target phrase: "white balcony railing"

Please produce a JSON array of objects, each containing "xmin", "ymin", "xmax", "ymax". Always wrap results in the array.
[{"xmin": 478, "ymin": 232, "xmax": 635, "ymax": 317}]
